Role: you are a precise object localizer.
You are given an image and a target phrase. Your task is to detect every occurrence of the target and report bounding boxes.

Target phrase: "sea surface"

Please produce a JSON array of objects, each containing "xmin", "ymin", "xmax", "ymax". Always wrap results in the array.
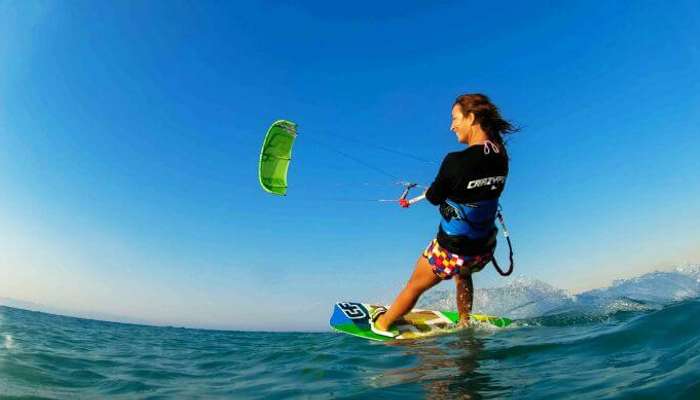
[{"xmin": 1, "ymin": 266, "xmax": 700, "ymax": 399}]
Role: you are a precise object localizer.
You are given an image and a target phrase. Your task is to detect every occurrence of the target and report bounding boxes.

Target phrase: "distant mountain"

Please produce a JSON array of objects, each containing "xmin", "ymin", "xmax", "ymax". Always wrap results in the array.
[
  {"xmin": 0, "ymin": 296, "xmax": 154, "ymax": 327},
  {"xmin": 0, "ymin": 297, "xmax": 56, "ymax": 313}
]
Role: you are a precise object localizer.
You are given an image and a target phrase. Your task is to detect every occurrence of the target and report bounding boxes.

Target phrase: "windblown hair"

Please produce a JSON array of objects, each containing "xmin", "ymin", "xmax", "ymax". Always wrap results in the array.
[{"xmin": 454, "ymin": 93, "xmax": 518, "ymax": 152}]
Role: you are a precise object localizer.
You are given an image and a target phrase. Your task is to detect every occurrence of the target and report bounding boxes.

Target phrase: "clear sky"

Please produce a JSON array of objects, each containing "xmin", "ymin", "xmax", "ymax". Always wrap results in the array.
[{"xmin": 1, "ymin": 0, "xmax": 699, "ymax": 331}]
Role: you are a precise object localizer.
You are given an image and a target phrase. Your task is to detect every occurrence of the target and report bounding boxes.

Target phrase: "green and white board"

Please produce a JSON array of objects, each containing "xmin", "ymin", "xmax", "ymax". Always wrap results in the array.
[{"xmin": 330, "ymin": 302, "xmax": 512, "ymax": 341}]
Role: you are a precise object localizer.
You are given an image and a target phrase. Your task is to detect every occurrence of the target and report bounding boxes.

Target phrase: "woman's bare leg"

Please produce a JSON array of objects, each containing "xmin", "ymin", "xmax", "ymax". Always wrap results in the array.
[
  {"xmin": 454, "ymin": 272, "xmax": 474, "ymax": 325},
  {"xmin": 375, "ymin": 255, "xmax": 441, "ymax": 331}
]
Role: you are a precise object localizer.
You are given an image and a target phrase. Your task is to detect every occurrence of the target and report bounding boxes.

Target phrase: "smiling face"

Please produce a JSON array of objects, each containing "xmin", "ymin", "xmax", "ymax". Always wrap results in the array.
[{"xmin": 450, "ymin": 104, "xmax": 474, "ymax": 144}]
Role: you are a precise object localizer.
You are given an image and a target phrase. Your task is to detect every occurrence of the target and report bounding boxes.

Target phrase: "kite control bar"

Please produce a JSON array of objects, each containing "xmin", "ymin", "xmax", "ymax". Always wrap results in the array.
[{"xmin": 378, "ymin": 182, "xmax": 426, "ymax": 207}]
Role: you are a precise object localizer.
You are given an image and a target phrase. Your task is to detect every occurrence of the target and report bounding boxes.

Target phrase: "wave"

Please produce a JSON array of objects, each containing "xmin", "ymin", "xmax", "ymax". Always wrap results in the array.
[{"xmin": 418, "ymin": 264, "xmax": 700, "ymax": 326}]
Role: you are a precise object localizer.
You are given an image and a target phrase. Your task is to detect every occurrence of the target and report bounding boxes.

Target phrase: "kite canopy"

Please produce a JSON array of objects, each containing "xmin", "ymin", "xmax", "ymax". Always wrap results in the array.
[{"xmin": 258, "ymin": 120, "xmax": 298, "ymax": 195}]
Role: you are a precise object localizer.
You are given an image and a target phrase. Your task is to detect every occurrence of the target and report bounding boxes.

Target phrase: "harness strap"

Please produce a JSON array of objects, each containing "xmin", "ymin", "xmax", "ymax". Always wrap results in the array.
[{"xmin": 491, "ymin": 207, "xmax": 514, "ymax": 276}]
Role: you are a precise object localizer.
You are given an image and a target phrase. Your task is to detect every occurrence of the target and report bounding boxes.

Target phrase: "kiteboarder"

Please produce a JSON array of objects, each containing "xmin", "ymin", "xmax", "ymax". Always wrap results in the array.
[{"xmin": 370, "ymin": 93, "xmax": 518, "ymax": 337}]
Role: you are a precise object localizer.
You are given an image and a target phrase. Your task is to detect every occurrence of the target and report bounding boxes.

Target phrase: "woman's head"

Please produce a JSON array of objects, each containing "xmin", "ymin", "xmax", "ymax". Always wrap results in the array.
[{"xmin": 450, "ymin": 93, "xmax": 517, "ymax": 148}]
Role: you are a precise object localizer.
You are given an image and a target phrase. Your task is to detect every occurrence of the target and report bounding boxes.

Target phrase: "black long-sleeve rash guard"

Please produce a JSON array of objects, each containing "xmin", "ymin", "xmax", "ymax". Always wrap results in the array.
[{"xmin": 425, "ymin": 144, "xmax": 509, "ymax": 255}]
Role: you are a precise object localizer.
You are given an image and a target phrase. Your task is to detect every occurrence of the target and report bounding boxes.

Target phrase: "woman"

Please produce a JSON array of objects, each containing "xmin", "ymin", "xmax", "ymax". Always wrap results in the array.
[{"xmin": 371, "ymin": 93, "xmax": 517, "ymax": 338}]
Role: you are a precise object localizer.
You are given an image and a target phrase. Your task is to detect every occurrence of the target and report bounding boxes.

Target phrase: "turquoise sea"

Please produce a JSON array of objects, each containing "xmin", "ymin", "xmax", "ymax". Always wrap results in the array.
[{"xmin": 1, "ymin": 266, "xmax": 699, "ymax": 399}]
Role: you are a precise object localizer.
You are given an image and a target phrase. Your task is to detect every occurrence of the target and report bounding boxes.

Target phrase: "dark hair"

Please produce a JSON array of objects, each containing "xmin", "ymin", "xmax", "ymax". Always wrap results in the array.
[{"xmin": 453, "ymin": 93, "xmax": 518, "ymax": 151}]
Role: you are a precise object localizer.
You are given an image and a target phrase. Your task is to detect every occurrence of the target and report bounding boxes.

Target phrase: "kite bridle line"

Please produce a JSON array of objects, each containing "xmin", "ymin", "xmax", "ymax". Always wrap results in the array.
[
  {"xmin": 300, "ymin": 134, "xmax": 432, "ymax": 201},
  {"xmin": 257, "ymin": 120, "xmax": 435, "ymax": 199}
]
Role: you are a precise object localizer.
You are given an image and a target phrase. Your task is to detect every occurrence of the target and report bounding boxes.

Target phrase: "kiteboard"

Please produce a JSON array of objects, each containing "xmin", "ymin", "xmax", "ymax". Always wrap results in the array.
[{"xmin": 330, "ymin": 302, "xmax": 512, "ymax": 341}]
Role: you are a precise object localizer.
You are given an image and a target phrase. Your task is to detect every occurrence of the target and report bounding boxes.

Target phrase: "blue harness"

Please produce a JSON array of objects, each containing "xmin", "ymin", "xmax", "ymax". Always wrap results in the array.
[
  {"xmin": 439, "ymin": 198, "xmax": 514, "ymax": 277},
  {"xmin": 439, "ymin": 199, "xmax": 499, "ymax": 239}
]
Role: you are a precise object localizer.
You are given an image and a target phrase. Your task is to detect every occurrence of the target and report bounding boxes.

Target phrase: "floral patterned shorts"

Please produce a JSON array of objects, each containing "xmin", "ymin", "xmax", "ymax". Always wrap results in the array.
[{"xmin": 423, "ymin": 239, "xmax": 492, "ymax": 280}]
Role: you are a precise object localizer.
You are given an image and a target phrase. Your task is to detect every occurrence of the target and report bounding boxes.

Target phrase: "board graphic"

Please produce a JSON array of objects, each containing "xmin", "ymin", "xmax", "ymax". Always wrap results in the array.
[{"xmin": 330, "ymin": 302, "xmax": 512, "ymax": 341}]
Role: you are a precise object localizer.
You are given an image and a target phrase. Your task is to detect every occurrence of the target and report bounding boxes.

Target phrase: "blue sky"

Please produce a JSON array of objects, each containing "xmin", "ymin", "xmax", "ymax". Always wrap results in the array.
[{"xmin": 1, "ymin": 0, "xmax": 699, "ymax": 331}]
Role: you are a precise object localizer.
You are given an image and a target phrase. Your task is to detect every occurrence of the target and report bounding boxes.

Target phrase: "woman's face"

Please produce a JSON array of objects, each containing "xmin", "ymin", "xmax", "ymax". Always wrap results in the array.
[{"xmin": 450, "ymin": 105, "xmax": 473, "ymax": 144}]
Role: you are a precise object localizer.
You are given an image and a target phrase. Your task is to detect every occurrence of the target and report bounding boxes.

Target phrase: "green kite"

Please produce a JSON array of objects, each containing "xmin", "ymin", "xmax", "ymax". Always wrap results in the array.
[{"xmin": 258, "ymin": 120, "xmax": 297, "ymax": 196}]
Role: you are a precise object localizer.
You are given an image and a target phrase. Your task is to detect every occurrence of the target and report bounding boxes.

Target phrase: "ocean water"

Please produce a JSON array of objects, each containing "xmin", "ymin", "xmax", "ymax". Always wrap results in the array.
[{"xmin": 1, "ymin": 266, "xmax": 700, "ymax": 399}]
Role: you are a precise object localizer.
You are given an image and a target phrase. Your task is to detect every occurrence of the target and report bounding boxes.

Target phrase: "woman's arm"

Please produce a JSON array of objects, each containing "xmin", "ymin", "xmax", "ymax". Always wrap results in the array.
[{"xmin": 425, "ymin": 154, "xmax": 454, "ymax": 205}]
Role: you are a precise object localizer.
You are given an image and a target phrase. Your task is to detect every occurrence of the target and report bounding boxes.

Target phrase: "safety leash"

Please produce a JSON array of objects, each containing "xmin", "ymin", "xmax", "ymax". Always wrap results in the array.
[{"xmin": 491, "ymin": 205, "xmax": 514, "ymax": 276}]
